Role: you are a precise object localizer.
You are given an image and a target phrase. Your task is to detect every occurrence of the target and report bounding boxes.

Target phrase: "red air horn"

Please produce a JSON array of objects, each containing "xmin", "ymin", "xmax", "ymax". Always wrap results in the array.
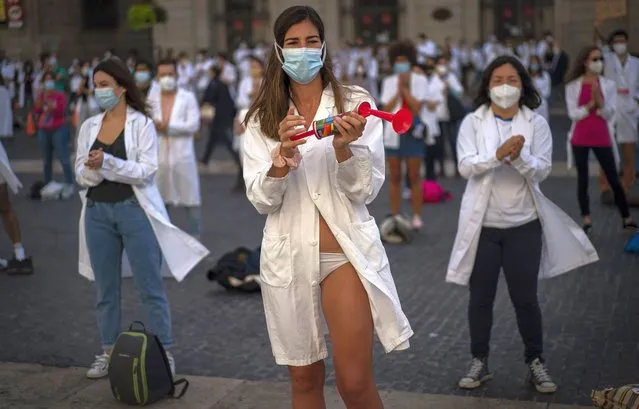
[{"xmin": 290, "ymin": 101, "xmax": 413, "ymax": 141}]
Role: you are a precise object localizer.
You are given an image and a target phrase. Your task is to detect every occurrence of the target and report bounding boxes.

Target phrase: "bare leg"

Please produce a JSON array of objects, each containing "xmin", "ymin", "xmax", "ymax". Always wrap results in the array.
[
  {"xmin": 288, "ymin": 361, "xmax": 326, "ymax": 409},
  {"xmin": 387, "ymin": 157, "xmax": 402, "ymax": 215}
]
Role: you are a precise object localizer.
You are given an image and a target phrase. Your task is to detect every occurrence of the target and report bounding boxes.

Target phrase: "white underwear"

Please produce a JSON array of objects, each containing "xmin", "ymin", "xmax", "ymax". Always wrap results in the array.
[{"xmin": 319, "ymin": 252, "xmax": 350, "ymax": 282}]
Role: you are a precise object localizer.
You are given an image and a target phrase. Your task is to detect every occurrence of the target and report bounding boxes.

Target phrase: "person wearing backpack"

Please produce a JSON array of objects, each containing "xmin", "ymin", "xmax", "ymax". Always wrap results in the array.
[{"xmin": 75, "ymin": 58, "xmax": 209, "ymax": 379}]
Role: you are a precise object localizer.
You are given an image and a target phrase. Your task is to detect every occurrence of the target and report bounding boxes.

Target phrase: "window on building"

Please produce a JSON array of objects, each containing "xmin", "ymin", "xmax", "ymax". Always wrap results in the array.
[
  {"xmin": 226, "ymin": 0, "xmax": 253, "ymax": 52},
  {"xmin": 353, "ymin": 0, "xmax": 399, "ymax": 44},
  {"xmin": 82, "ymin": 0, "xmax": 119, "ymax": 29}
]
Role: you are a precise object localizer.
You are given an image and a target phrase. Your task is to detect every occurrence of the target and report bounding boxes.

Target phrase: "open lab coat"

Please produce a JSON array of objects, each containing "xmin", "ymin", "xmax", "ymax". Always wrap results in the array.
[
  {"xmin": 565, "ymin": 76, "xmax": 620, "ymax": 169},
  {"xmin": 604, "ymin": 53, "xmax": 639, "ymax": 143},
  {"xmin": 242, "ymin": 85, "xmax": 413, "ymax": 365},
  {"xmin": 75, "ymin": 107, "xmax": 209, "ymax": 282},
  {"xmin": 147, "ymin": 88, "xmax": 201, "ymax": 207},
  {"xmin": 446, "ymin": 105, "xmax": 599, "ymax": 286}
]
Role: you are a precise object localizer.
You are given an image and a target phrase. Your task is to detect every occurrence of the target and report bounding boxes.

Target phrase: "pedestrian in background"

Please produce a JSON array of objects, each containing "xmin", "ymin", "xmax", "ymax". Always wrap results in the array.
[
  {"xmin": 565, "ymin": 45, "xmax": 637, "ymax": 234},
  {"xmin": 449, "ymin": 55, "xmax": 598, "ymax": 394}
]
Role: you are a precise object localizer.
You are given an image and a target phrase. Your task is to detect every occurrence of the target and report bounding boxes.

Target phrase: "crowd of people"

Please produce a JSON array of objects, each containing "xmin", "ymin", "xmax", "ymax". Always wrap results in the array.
[{"xmin": 0, "ymin": 5, "xmax": 638, "ymax": 408}]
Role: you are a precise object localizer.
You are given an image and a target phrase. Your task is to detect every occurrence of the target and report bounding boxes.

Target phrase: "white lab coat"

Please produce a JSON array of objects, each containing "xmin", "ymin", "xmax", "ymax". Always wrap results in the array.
[
  {"xmin": 533, "ymin": 71, "xmax": 551, "ymax": 122},
  {"xmin": 604, "ymin": 53, "xmax": 639, "ymax": 143},
  {"xmin": 380, "ymin": 72, "xmax": 441, "ymax": 148},
  {"xmin": 236, "ymin": 76, "xmax": 259, "ymax": 110},
  {"xmin": 177, "ymin": 61, "xmax": 195, "ymax": 91},
  {"xmin": 147, "ymin": 88, "xmax": 201, "ymax": 207},
  {"xmin": 0, "ymin": 139, "xmax": 21, "ymax": 194},
  {"xmin": 0, "ymin": 86, "xmax": 12, "ymax": 138},
  {"xmin": 75, "ymin": 108, "xmax": 209, "ymax": 282},
  {"xmin": 565, "ymin": 76, "xmax": 620, "ymax": 169},
  {"xmin": 447, "ymin": 105, "xmax": 598, "ymax": 286},
  {"xmin": 242, "ymin": 85, "xmax": 413, "ymax": 365}
]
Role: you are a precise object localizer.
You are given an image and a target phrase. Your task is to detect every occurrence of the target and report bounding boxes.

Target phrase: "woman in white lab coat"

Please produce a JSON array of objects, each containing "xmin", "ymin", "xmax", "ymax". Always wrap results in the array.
[
  {"xmin": 147, "ymin": 59, "xmax": 202, "ymax": 238},
  {"xmin": 528, "ymin": 55, "xmax": 551, "ymax": 123},
  {"xmin": 236, "ymin": 55, "xmax": 264, "ymax": 111},
  {"xmin": 448, "ymin": 55, "xmax": 598, "ymax": 394},
  {"xmin": 75, "ymin": 59, "xmax": 209, "ymax": 380},
  {"xmin": 0, "ymin": 77, "xmax": 12, "ymax": 138},
  {"xmin": 565, "ymin": 45, "xmax": 636, "ymax": 233},
  {"xmin": 242, "ymin": 6, "xmax": 412, "ymax": 409}
]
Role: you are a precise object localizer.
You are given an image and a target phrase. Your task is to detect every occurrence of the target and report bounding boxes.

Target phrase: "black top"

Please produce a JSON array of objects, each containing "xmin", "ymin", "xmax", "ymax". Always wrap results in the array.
[
  {"xmin": 202, "ymin": 78, "xmax": 237, "ymax": 126},
  {"xmin": 86, "ymin": 131, "xmax": 135, "ymax": 203}
]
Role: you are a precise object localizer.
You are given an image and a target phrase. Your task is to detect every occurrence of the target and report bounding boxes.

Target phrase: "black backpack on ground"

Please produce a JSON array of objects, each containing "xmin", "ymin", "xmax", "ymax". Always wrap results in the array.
[
  {"xmin": 207, "ymin": 246, "xmax": 261, "ymax": 292},
  {"xmin": 108, "ymin": 321, "xmax": 189, "ymax": 406}
]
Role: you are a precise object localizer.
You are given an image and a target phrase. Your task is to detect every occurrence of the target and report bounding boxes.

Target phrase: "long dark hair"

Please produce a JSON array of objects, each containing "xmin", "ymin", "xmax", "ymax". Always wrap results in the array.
[
  {"xmin": 244, "ymin": 5, "xmax": 348, "ymax": 140},
  {"xmin": 566, "ymin": 45, "xmax": 600, "ymax": 83},
  {"xmin": 473, "ymin": 55, "xmax": 541, "ymax": 110},
  {"xmin": 93, "ymin": 58, "xmax": 150, "ymax": 116}
]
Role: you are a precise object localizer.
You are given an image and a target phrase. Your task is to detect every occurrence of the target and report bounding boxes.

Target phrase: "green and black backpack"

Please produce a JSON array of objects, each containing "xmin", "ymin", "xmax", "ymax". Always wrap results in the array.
[{"xmin": 108, "ymin": 321, "xmax": 189, "ymax": 406}]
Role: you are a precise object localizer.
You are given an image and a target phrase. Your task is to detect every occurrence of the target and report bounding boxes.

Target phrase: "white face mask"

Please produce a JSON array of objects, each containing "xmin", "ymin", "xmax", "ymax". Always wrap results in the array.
[
  {"xmin": 159, "ymin": 76, "xmax": 177, "ymax": 91},
  {"xmin": 436, "ymin": 65, "xmax": 448, "ymax": 76},
  {"xmin": 613, "ymin": 43, "xmax": 627, "ymax": 55},
  {"xmin": 489, "ymin": 84, "xmax": 521, "ymax": 109},
  {"xmin": 589, "ymin": 60, "xmax": 604, "ymax": 75}
]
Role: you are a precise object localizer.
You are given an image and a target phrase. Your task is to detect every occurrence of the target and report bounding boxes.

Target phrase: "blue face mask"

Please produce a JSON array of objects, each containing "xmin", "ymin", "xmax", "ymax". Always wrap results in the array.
[
  {"xmin": 530, "ymin": 63, "xmax": 540, "ymax": 72},
  {"xmin": 393, "ymin": 62, "xmax": 411, "ymax": 74},
  {"xmin": 275, "ymin": 42, "xmax": 326, "ymax": 85},
  {"xmin": 134, "ymin": 71, "xmax": 151, "ymax": 84},
  {"xmin": 44, "ymin": 80, "xmax": 55, "ymax": 90},
  {"xmin": 95, "ymin": 87, "xmax": 122, "ymax": 111}
]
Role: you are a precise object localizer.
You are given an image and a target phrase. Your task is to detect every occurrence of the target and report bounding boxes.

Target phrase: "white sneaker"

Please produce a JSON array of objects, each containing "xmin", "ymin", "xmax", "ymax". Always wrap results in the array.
[
  {"xmin": 411, "ymin": 215, "xmax": 424, "ymax": 230},
  {"xmin": 166, "ymin": 351, "xmax": 175, "ymax": 377},
  {"xmin": 86, "ymin": 353, "xmax": 110, "ymax": 379},
  {"xmin": 61, "ymin": 184, "xmax": 75, "ymax": 200}
]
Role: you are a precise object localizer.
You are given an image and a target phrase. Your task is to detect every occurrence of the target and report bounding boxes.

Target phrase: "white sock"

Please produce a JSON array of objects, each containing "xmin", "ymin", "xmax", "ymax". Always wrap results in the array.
[{"xmin": 14, "ymin": 244, "xmax": 26, "ymax": 261}]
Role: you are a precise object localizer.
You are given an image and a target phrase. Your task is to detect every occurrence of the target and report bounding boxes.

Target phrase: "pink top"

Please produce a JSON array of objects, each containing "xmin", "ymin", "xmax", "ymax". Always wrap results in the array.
[
  {"xmin": 34, "ymin": 91, "xmax": 67, "ymax": 130},
  {"xmin": 571, "ymin": 83, "xmax": 611, "ymax": 147}
]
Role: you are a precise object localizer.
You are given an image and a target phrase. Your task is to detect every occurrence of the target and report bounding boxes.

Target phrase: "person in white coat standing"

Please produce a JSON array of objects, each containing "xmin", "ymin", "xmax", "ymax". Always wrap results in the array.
[
  {"xmin": 528, "ymin": 55, "xmax": 551, "ymax": 123},
  {"xmin": 449, "ymin": 55, "xmax": 599, "ymax": 394},
  {"xmin": 148, "ymin": 59, "xmax": 202, "ymax": 239},
  {"xmin": 604, "ymin": 29, "xmax": 639, "ymax": 191},
  {"xmin": 242, "ymin": 6, "xmax": 413, "ymax": 409},
  {"xmin": 565, "ymin": 45, "xmax": 637, "ymax": 234},
  {"xmin": 75, "ymin": 59, "xmax": 209, "ymax": 380}
]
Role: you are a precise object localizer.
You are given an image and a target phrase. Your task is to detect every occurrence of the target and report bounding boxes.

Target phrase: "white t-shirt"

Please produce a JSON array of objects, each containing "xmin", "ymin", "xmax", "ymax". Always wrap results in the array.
[{"xmin": 483, "ymin": 117, "xmax": 538, "ymax": 228}]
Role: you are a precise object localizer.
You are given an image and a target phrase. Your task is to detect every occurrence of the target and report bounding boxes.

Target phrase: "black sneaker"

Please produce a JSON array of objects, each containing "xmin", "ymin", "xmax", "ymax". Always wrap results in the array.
[
  {"xmin": 528, "ymin": 358, "xmax": 557, "ymax": 393},
  {"xmin": 5, "ymin": 258, "xmax": 34, "ymax": 275},
  {"xmin": 583, "ymin": 223, "xmax": 592, "ymax": 235},
  {"xmin": 458, "ymin": 357, "xmax": 493, "ymax": 389}
]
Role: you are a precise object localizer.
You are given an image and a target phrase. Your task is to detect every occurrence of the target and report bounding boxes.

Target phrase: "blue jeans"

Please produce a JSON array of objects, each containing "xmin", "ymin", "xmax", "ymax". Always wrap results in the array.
[
  {"xmin": 37, "ymin": 125, "xmax": 73, "ymax": 184},
  {"xmin": 85, "ymin": 197, "xmax": 173, "ymax": 350}
]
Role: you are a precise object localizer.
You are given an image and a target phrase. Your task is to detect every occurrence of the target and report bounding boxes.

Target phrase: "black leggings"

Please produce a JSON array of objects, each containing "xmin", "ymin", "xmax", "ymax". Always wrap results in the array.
[
  {"xmin": 571, "ymin": 145, "xmax": 630, "ymax": 219},
  {"xmin": 469, "ymin": 219, "xmax": 543, "ymax": 363}
]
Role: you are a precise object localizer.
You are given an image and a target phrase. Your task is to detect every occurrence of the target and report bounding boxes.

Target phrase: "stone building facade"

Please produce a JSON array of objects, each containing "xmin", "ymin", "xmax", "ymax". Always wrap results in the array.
[{"xmin": 0, "ymin": 0, "xmax": 637, "ymax": 63}]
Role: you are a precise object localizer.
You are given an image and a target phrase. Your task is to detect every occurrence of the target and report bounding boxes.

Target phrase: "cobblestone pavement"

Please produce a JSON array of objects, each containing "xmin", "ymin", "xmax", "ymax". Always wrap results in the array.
[{"xmin": 1, "ymin": 165, "xmax": 637, "ymax": 407}]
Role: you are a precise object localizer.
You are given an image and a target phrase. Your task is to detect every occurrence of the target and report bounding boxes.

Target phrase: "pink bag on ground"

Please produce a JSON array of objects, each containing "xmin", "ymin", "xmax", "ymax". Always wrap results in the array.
[{"xmin": 422, "ymin": 180, "xmax": 452, "ymax": 203}]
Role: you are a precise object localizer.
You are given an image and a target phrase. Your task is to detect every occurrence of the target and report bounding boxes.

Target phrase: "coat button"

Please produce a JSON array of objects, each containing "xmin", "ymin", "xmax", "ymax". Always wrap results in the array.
[
  {"xmin": 312, "ymin": 193, "xmax": 319, "ymax": 200},
  {"xmin": 310, "ymin": 240, "xmax": 318, "ymax": 246},
  {"xmin": 311, "ymin": 280, "xmax": 318, "ymax": 286}
]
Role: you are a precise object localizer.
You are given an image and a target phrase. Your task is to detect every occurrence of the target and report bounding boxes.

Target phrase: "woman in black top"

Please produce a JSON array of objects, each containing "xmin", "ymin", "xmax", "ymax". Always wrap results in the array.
[{"xmin": 74, "ymin": 59, "xmax": 210, "ymax": 380}]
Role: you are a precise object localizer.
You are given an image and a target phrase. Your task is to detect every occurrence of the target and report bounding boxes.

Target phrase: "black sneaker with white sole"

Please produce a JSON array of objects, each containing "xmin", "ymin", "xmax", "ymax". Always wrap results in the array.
[
  {"xmin": 528, "ymin": 358, "xmax": 557, "ymax": 393},
  {"xmin": 5, "ymin": 258, "xmax": 34, "ymax": 275},
  {"xmin": 458, "ymin": 357, "xmax": 493, "ymax": 389}
]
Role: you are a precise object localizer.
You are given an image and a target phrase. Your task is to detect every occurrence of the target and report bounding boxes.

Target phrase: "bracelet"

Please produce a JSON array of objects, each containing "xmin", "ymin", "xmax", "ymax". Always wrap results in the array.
[{"xmin": 271, "ymin": 144, "xmax": 302, "ymax": 169}]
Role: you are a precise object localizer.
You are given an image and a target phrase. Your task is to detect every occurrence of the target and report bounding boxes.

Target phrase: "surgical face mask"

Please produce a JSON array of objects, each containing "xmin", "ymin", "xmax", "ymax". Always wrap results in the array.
[
  {"xmin": 436, "ymin": 64, "xmax": 448, "ymax": 76},
  {"xmin": 95, "ymin": 87, "xmax": 122, "ymax": 111},
  {"xmin": 135, "ymin": 71, "xmax": 151, "ymax": 84},
  {"xmin": 356, "ymin": 66, "xmax": 365, "ymax": 76},
  {"xmin": 44, "ymin": 80, "xmax": 55, "ymax": 90},
  {"xmin": 489, "ymin": 84, "xmax": 521, "ymax": 109},
  {"xmin": 48, "ymin": 57, "xmax": 57, "ymax": 66},
  {"xmin": 274, "ymin": 41, "xmax": 326, "ymax": 85},
  {"xmin": 393, "ymin": 62, "xmax": 411, "ymax": 74},
  {"xmin": 613, "ymin": 43, "xmax": 627, "ymax": 55},
  {"xmin": 159, "ymin": 75, "xmax": 177, "ymax": 91},
  {"xmin": 530, "ymin": 63, "xmax": 540, "ymax": 72},
  {"xmin": 589, "ymin": 60, "xmax": 604, "ymax": 74},
  {"xmin": 81, "ymin": 66, "xmax": 90, "ymax": 76}
]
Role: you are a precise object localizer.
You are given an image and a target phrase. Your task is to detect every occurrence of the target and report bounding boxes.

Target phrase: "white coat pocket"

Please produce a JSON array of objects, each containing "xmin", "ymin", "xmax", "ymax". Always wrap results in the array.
[
  {"xmin": 260, "ymin": 232, "xmax": 294, "ymax": 288},
  {"xmin": 348, "ymin": 217, "xmax": 389, "ymax": 272}
]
